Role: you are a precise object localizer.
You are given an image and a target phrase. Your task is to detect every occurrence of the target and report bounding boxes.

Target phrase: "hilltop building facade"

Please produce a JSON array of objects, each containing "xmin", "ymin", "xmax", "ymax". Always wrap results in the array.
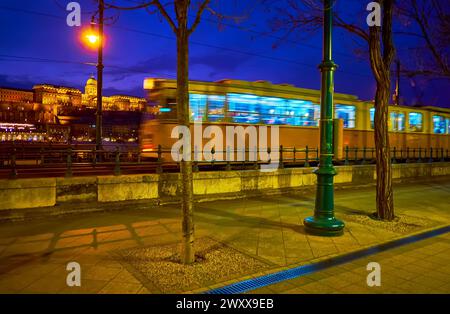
[{"xmin": 0, "ymin": 76, "xmax": 146, "ymax": 143}]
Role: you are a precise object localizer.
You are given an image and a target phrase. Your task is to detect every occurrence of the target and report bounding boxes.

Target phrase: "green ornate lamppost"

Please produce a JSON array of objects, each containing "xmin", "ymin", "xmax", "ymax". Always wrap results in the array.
[{"xmin": 303, "ymin": 0, "xmax": 345, "ymax": 236}]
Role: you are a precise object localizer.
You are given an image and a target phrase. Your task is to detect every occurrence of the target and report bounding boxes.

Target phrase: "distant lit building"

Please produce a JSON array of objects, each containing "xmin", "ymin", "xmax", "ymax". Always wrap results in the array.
[
  {"xmin": 82, "ymin": 76, "xmax": 146, "ymax": 111},
  {"xmin": 0, "ymin": 76, "xmax": 147, "ymax": 143},
  {"xmin": 0, "ymin": 87, "xmax": 33, "ymax": 103}
]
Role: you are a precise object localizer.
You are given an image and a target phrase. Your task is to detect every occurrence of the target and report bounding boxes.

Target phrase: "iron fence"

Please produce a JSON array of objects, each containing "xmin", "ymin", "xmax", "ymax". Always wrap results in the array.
[{"xmin": 0, "ymin": 143, "xmax": 449, "ymax": 178}]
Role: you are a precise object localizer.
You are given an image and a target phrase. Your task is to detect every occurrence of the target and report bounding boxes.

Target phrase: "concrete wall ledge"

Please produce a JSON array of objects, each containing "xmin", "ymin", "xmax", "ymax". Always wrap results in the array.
[
  {"xmin": 0, "ymin": 178, "xmax": 56, "ymax": 210},
  {"xmin": 0, "ymin": 162, "xmax": 449, "ymax": 214}
]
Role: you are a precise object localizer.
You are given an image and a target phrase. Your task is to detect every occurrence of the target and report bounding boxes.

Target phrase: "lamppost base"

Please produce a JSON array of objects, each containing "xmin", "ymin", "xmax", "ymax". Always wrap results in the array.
[{"xmin": 303, "ymin": 216, "xmax": 345, "ymax": 237}]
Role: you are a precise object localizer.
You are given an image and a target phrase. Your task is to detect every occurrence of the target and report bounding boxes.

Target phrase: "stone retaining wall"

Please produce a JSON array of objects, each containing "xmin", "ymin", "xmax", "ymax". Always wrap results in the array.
[{"xmin": 1, "ymin": 162, "xmax": 449, "ymax": 211}]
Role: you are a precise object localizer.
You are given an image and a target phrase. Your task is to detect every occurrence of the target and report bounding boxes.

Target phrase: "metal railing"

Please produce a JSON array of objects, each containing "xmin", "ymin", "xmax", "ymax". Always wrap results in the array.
[
  {"xmin": 342, "ymin": 146, "xmax": 449, "ymax": 165},
  {"xmin": 1, "ymin": 143, "xmax": 449, "ymax": 178}
]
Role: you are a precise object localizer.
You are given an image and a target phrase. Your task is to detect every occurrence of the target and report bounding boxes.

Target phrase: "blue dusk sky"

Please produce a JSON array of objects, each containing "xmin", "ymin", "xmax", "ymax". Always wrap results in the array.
[{"xmin": 0, "ymin": 0, "xmax": 448, "ymax": 107}]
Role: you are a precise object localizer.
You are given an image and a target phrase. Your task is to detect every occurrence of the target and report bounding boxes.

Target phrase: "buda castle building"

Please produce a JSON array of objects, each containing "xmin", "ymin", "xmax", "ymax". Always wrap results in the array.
[{"xmin": 0, "ymin": 76, "xmax": 147, "ymax": 143}]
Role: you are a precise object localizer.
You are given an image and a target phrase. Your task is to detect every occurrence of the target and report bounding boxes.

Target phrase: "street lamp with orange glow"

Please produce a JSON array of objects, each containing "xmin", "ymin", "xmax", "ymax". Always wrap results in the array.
[{"xmin": 81, "ymin": 0, "xmax": 104, "ymax": 151}]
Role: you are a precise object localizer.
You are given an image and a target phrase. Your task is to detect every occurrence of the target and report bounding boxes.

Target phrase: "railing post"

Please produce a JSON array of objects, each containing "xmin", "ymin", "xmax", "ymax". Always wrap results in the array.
[
  {"xmin": 211, "ymin": 147, "xmax": 216, "ymax": 166},
  {"xmin": 10, "ymin": 146, "xmax": 17, "ymax": 179},
  {"xmin": 406, "ymin": 147, "xmax": 410, "ymax": 163},
  {"xmin": 392, "ymin": 147, "xmax": 397, "ymax": 164},
  {"xmin": 429, "ymin": 147, "xmax": 433, "ymax": 163},
  {"xmin": 65, "ymin": 146, "xmax": 73, "ymax": 178},
  {"xmin": 92, "ymin": 148, "xmax": 97, "ymax": 166},
  {"xmin": 305, "ymin": 145, "xmax": 310, "ymax": 167},
  {"xmin": 40, "ymin": 147, "xmax": 44, "ymax": 167},
  {"xmin": 362, "ymin": 146, "xmax": 367, "ymax": 165},
  {"xmin": 253, "ymin": 146, "xmax": 258, "ymax": 170},
  {"xmin": 354, "ymin": 146, "xmax": 358, "ymax": 163},
  {"xmin": 417, "ymin": 147, "xmax": 422, "ymax": 163},
  {"xmin": 226, "ymin": 146, "xmax": 231, "ymax": 171},
  {"xmin": 157, "ymin": 144, "xmax": 163, "ymax": 174},
  {"xmin": 279, "ymin": 145, "xmax": 284, "ymax": 169},
  {"xmin": 21, "ymin": 142, "xmax": 25, "ymax": 161},
  {"xmin": 344, "ymin": 145, "xmax": 349, "ymax": 165},
  {"xmin": 193, "ymin": 145, "xmax": 199, "ymax": 172},
  {"xmin": 440, "ymin": 148, "xmax": 444, "ymax": 162},
  {"xmin": 114, "ymin": 146, "xmax": 121, "ymax": 176},
  {"xmin": 293, "ymin": 147, "xmax": 297, "ymax": 163}
]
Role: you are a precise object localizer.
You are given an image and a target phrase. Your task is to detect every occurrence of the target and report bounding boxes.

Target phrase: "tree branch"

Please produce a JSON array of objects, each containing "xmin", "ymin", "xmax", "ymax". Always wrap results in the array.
[
  {"xmin": 153, "ymin": 0, "xmax": 178, "ymax": 33},
  {"xmin": 334, "ymin": 15, "xmax": 369, "ymax": 42},
  {"xmin": 410, "ymin": 0, "xmax": 449, "ymax": 76},
  {"xmin": 104, "ymin": 1, "xmax": 155, "ymax": 11},
  {"xmin": 188, "ymin": 0, "xmax": 211, "ymax": 35}
]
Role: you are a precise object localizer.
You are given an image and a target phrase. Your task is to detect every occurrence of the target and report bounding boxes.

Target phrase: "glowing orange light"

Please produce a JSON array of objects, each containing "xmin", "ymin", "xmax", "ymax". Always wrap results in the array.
[
  {"xmin": 80, "ymin": 26, "xmax": 104, "ymax": 50},
  {"xmin": 86, "ymin": 34, "xmax": 99, "ymax": 45}
]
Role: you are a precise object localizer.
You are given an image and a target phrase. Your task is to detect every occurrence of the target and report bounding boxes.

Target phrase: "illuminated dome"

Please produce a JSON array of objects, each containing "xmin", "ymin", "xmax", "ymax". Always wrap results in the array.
[
  {"xmin": 86, "ymin": 76, "xmax": 97, "ymax": 86},
  {"xmin": 85, "ymin": 75, "xmax": 98, "ymax": 96}
]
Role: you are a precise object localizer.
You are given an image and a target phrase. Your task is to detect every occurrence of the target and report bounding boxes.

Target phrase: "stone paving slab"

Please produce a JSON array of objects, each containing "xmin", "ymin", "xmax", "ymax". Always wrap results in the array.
[
  {"xmin": 0, "ymin": 180, "xmax": 448, "ymax": 294},
  {"xmin": 246, "ymin": 232, "xmax": 450, "ymax": 294}
]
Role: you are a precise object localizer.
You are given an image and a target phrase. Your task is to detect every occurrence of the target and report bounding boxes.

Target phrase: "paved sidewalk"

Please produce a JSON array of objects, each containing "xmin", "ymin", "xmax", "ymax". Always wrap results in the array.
[
  {"xmin": 247, "ymin": 231, "xmax": 450, "ymax": 294},
  {"xmin": 0, "ymin": 180, "xmax": 449, "ymax": 293}
]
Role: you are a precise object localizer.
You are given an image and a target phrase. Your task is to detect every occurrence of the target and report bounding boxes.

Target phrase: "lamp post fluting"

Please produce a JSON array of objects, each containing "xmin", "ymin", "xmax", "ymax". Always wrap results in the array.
[{"xmin": 303, "ymin": 0, "xmax": 344, "ymax": 236}]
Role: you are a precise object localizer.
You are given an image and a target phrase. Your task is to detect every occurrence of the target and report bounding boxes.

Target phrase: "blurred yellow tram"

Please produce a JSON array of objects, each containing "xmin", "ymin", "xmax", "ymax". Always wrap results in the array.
[{"xmin": 140, "ymin": 78, "xmax": 450, "ymax": 160}]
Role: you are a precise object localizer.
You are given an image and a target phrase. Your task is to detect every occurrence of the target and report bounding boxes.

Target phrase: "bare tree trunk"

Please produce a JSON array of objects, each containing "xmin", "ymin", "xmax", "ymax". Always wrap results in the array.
[
  {"xmin": 374, "ymin": 83, "xmax": 394, "ymax": 220},
  {"xmin": 176, "ymin": 3, "xmax": 195, "ymax": 264},
  {"xmin": 369, "ymin": 0, "xmax": 396, "ymax": 221}
]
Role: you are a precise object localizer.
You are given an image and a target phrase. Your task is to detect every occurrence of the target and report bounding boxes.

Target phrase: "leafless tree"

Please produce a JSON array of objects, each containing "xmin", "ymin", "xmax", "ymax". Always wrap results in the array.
[
  {"xmin": 271, "ymin": 0, "xmax": 396, "ymax": 220},
  {"xmin": 104, "ymin": 0, "xmax": 213, "ymax": 264}
]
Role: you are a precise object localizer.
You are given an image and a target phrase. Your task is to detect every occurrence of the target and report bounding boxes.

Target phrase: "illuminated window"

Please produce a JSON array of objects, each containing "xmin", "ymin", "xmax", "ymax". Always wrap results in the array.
[
  {"xmin": 433, "ymin": 115, "xmax": 446, "ymax": 134},
  {"xmin": 370, "ymin": 108, "xmax": 375, "ymax": 129},
  {"xmin": 408, "ymin": 112, "xmax": 423, "ymax": 132},
  {"xmin": 335, "ymin": 105, "xmax": 356, "ymax": 128},
  {"xmin": 259, "ymin": 97, "xmax": 287, "ymax": 125},
  {"xmin": 390, "ymin": 112, "xmax": 405, "ymax": 131},
  {"xmin": 285, "ymin": 99, "xmax": 319, "ymax": 126},
  {"xmin": 157, "ymin": 98, "xmax": 177, "ymax": 120},
  {"xmin": 391, "ymin": 112, "xmax": 405, "ymax": 131},
  {"xmin": 189, "ymin": 94, "xmax": 207, "ymax": 122},
  {"xmin": 227, "ymin": 93, "xmax": 260, "ymax": 124},
  {"xmin": 207, "ymin": 95, "xmax": 226, "ymax": 122},
  {"xmin": 447, "ymin": 118, "xmax": 450, "ymax": 134}
]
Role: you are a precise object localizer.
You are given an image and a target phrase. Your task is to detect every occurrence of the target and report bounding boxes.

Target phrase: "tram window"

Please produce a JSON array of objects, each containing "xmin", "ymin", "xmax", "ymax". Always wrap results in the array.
[
  {"xmin": 227, "ymin": 93, "xmax": 260, "ymax": 124},
  {"xmin": 259, "ymin": 96, "xmax": 287, "ymax": 125},
  {"xmin": 390, "ymin": 112, "xmax": 405, "ymax": 131},
  {"xmin": 335, "ymin": 105, "xmax": 356, "ymax": 128},
  {"xmin": 370, "ymin": 108, "xmax": 375, "ymax": 129},
  {"xmin": 433, "ymin": 115, "xmax": 446, "ymax": 134},
  {"xmin": 447, "ymin": 119, "xmax": 450, "ymax": 134},
  {"xmin": 207, "ymin": 95, "xmax": 226, "ymax": 122},
  {"xmin": 154, "ymin": 98, "xmax": 177, "ymax": 120},
  {"xmin": 286, "ymin": 99, "xmax": 319, "ymax": 126},
  {"xmin": 189, "ymin": 94, "xmax": 207, "ymax": 122},
  {"xmin": 408, "ymin": 112, "xmax": 423, "ymax": 132}
]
